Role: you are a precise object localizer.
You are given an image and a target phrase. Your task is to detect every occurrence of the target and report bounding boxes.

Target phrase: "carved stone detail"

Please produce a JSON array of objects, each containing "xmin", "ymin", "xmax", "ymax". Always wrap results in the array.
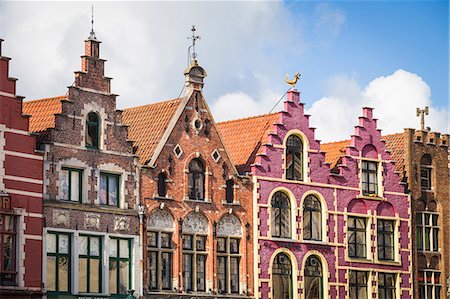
[
  {"xmin": 53, "ymin": 209, "xmax": 70, "ymax": 227},
  {"xmin": 217, "ymin": 214, "xmax": 242, "ymax": 237},
  {"xmin": 114, "ymin": 216, "xmax": 130, "ymax": 232},
  {"xmin": 85, "ymin": 213, "xmax": 100, "ymax": 229},
  {"xmin": 147, "ymin": 209, "xmax": 175, "ymax": 231},
  {"xmin": 182, "ymin": 212, "xmax": 209, "ymax": 234}
]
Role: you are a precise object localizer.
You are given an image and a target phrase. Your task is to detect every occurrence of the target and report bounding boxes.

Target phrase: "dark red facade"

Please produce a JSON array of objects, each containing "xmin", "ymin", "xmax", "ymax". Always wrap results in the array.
[{"xmin": 0, "ymin": 39, "xmax": 44, "ymax": 298}]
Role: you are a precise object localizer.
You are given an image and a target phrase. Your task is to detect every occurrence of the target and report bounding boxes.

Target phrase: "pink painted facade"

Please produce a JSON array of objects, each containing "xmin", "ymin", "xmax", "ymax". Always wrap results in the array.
[{"xmin": 252, "ymin": 89, "xmax": 412, "ymax": 298}]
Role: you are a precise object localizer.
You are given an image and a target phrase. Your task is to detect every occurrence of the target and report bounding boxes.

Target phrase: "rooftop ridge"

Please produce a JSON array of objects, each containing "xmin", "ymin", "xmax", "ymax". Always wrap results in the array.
[
  {"xmin": 24, "ymin": 95, "xmax": 67, "ymax": 104},
  {"xmin": 123, "ymin": 97, "xmax": 182, "ymax": 111},
  {"xmin": 217, "ymin": 112, "xmax": 279, "ymax": 125}
]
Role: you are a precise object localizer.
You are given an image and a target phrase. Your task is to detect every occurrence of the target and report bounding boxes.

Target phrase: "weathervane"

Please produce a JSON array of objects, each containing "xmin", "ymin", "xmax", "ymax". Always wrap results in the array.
[
  {"xmin": 89, "ymin": 5, "xmax": 97, "ymax": 40},
  {"xmin": 188, "ymin": 25, "xmax": 200, "ymax": 62},
  {"xmin": 285, "ymin": 72, "xmax": 301, "ymax": 88},
  {"xmin": 416, "ymin": 106, "xmax": 429, "ymax": 131}
]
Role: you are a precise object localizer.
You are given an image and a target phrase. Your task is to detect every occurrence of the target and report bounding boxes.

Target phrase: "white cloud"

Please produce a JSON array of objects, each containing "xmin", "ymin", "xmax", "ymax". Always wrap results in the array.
[
  {"xmin": 307, "ymin": 69, "xmax": 449, "ymax": 142},
  {"xmin": 314, "ymin": 3, "xmax": 346, "ymax": 46}
]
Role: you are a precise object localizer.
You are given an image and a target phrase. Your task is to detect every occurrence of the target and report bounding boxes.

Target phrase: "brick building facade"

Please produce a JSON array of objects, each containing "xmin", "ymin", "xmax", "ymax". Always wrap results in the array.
[
  {"xmin": 121, "ymin": 59, "xmax": 254, "ymax": 298},
  {"xmin": 0, "ymin": 39, "xmax": 44, "ymax": 299},
  {"xmin": 219, "ymin": 89, "xmax": 412, "ymax": 299},
  {"xmin": 22, "ymin": 33, "xmax": 142, "ymax": 298}
]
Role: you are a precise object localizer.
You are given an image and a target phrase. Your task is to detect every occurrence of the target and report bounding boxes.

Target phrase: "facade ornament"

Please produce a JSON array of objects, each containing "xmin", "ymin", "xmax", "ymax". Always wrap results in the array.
[
  {"xmin": 85, "ymin": 213, "xmax": 100, "ymax": 229},
  {"xmin": 182, "ymin": 212, "xmax": 209, "ymax": 234},
  {"xmin": 53, "ymin": 209, "xmax": 70, "ymax": 226},
  {"xmin": 147, "ymin": 209, "xmax": 175, "ymax": 231},
  {"xmin": 114, "ymin": 216, "xmax": 130, "ymax": 232},
  {"xmin": 217, "ymin": 214, "xmax": 242, "ymax": 237},
  {"xmin": 416, "ymin": 106, "xmax": 429, "ymax": 131}
]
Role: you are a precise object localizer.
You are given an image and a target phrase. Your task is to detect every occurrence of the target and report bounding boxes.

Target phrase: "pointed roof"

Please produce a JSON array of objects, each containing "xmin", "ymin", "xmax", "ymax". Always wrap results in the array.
[
  {"xmin": 22, "ymin": 96, "xmax": 67, "ymax": 132},
  {"xmin": 217, "ymin": 113, "xmax": 279, "ymax": 173},
  {"xmin": 122, "ymin": 98, "xmax": 183, "ymax": 164}
]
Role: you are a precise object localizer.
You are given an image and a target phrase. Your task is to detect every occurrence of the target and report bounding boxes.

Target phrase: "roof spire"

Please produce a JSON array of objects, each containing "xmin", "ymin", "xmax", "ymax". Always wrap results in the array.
[
  {"xmin": 88, "ymin": 5, "xmax": 97, "ymax": 41},
  {"xmin": 187, "ymin": 25, "xmax": 200, "ymax": 64},
  {"xmin": 416, "ymin": 106, "xmax": 429, "ymax": 131}
]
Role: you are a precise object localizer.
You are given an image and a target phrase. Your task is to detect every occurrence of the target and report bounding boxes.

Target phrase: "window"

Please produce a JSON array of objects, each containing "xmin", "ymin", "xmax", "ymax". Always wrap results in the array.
[
  {"xmin": 272, "ymin": 253, "xmax": 292, "ymax": 299},
  {"xmin": 148, "ymin": 232, "xmax": 172, "ymax": 291},
  {"xmin": 362, "ymin": 161, "xmax": 378, "ymax": 195},
  {"xmin": 285, "ymin": 135, "xmax": 303, "ymax": 181},
  {"xmin": 416, "ymin": 212, "xmax": 439, "ymax": 252},
  {"xmin": 271, "ymin": 191, "xmax": 291, "ymax": 238},
  {"xmin": 182, "ymin": 234, "xmax": 207, "ymax": 292},
  {"xmin": 46, "ymin": 232, "xmax": 71, "ymax": 293},
  {"xmin": 217, "ymin": 237, "xmax": 240, "ymax": 294},
  {"xmin": 86, "ymin": 112, "xmax": 100, "ymax": 149},
  {"xmin": 349, "ymin": 271, "xmax": 368, "ymax": 299},
  {"xmin": 377, "ymin": 219, "xmax": 395, "ymax": 261},
  {"xmin": 100, "ymin": 173, "xmax": 120, "ymax": 207},
  {"xmin": 348, "ymin": 216, "xmax": 367, "ymax": 258},
  {"xmin": 78, "ymin": 235, "xmax": 102, "ymax": 293},
  {"xmin": 187, "ymin": 159, "xmax": 205, "ymax": 201},
  {"xmin": 378, "ymin": 273, "xmax": 396, "ymax": 299},
  {"xmin": 109, "ymin": 238, "xmax": 131, "ymax": 296},
  {"xmin": 303, "ymin": 195, "xmax": 322, "ymax": 241},
  {"xmin": 304, "ymin": 255, "xmax": 323, "ymax": 299},
  {"xmin": 157, "ymin": 172, "xmax": 167, "ymax": 198},
  {"xmin": 225, "ymin": 179, "xmax": 234, "ymax": 204},
  {"xmin": 420, "ymin": 155, "xmax": 432, "ymax": 190},
  {"xmin": 418, "ymin": 270, "xmax": 441, "ymax": 299},
  {"xmin": 0, "ymin": 215, "xmax": 16, "ymax": 286},
  {"xmin": 61, "ymin": 168, "xmax": 82, "ymax": 202}
]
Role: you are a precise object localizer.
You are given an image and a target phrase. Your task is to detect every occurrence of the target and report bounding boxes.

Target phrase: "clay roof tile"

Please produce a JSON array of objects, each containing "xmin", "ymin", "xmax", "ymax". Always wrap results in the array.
[{"xmin": 22, "ymin": 96, "xmax": 66, "ymax": 132}]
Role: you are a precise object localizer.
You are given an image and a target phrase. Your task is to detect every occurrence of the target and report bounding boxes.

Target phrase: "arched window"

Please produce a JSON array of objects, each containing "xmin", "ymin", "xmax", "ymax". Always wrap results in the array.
[
  {"xmin": 225, "ymin": 179, "xmax": 234, "ymax": 204},
  {"xmin": 86, "ymin": 112, "xmax": 100, "ymax": 149},
  {"xmin": 286, "ymin": 135, "xmax": 303, "ymax": 181},
  {"xmin": 272, "ymin": 253, "xmax": 292, "ymax": 299},
  {"xmin": 271, "ymin": 191, "xmax": 291, "ymax": 238},
  {"xmin": 188, "ymin": 159, "xmax": 205, "ymax": 201},
  {"xmin": 303, "ymin": 195, "xmax": 322, "ymax": 241},
  {"xmin": 157, "ymin": 172, "xmax": 167, "ymax": 198},
  {"xmin": 420, "ymin": 154, "xmax": 432, "ymax": 190},
  {"xmin": 304, "ymin": 255, "xmax": 323, "ymax": 299}
]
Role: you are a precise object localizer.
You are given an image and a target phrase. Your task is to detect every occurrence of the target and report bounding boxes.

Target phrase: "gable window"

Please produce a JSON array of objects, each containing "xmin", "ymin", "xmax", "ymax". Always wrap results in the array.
[
  {"xmin": 377, "ymin": 219, "xmax": 395, "ymax": 261},
  {"xmin": 157, "ymin": 172, "xmax": 167, "ymax": 198},
  {"xmin": 362, "ymin": 161, "xmax": 378, "ymax": 195},
  {"xmin": 182, "ymin": 234, "xmax": 207, "ymax": 292},
  {"xmin": 217, "ymin": 237, "xmax": 240, "ymax": 294},
  {"xmin": 188, "ymin": 159, "xmax": 205, "ymax": 201},
  {"xmin": 416, "ymin": 212, "xmax": 439, "ymax": 252},
  {"xmin": 348, "ymin": 216, "xmax": 367, "ymax": 259},
  {"xmin": 271, "ymin": 191, "xmax": 291, "ymax": 239},
  {"xmin": 99, "ymin": 173, "xmax": 120, "ymax": 207},
  {"xmin": 78, "ymin": 235, "xmax": 102, "ymax": 293},
  {"xmin": 109, "ymin": 238, "xmax": 131, "ymax": 296},
  {"xmin": 225, "ymin": 179, "xmax": 234, "ymax": 204},
  {"xmin": 349, "ymin": 271, "xmax": 368, "ymax": 299},
  {"xmin": 86, "ymin": 112, "xmax": 100, "ymax": 149},
  {"xmin": 46, "ymin": 232, "xmax": 71, "ymax": 293},
  {"xmin": 285, "ymin": 135, "xmax": 303, "ymax": 181},
  {"xmin": 304, "ymin": 255, "xmax": 323, "ymax": 299},
  {"xmin": 61, "ymin": 168, "xmax": 82, "ymax": 202},
  {"xmin": 148, "ymin": 231, "xmax": 172, "ymax": 291},
  {"xmin": 0, "ymin": 215, "xmax": 16, "ymax": 286},
  {"xmin": 303, "ymin": 195, "xmax": 322, "ymax": 241},
  {"xmin": 378, "ymin": 272, "xmax": 396, "ymax": 299},
  {"xmin": 418, "ymin": 270, "xmax": 441, "ymax": 299},
  {"xmin": 272, "ymin": 253, "xmax": 292, "ymax": 299},
  {"xmin": 420, "ymin": 155, "xmax": 432, "ymax": 190}
]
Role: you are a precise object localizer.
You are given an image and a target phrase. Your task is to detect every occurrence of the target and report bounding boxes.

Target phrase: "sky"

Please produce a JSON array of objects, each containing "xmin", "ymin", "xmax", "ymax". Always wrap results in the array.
[{"xmin": 0, "ymin": 1, "xmax": 448, "ymax": 142}]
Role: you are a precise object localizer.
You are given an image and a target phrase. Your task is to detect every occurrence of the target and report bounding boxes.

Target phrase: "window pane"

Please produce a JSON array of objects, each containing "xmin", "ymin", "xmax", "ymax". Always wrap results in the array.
[
  {"xmin": 79, "ymin": 236, "xmax": 88, "ymax": 255},
  {"xmin": 90, "ymin": 237, "xmax": 100, "ymax": 256},
  {"xmin": 90, "ymin": 259, "xmax": 100, "ymax": 293},
  {"xmin": 161, "ymin": 233, "xmax": 171, "ymax": 248},
  {"xmin": 303, "ymin": 211, "xmax": 311, "ymax": 240},
  {"xmin": 148, "ymin": 252, "xmax": 157, "ymax": 290},
  {"xmin": 46, "ymin": 256, "xmax": 56, "ymax": 291},
  {"xmin": 230, "ymin": 257, "xmax": 239, "ymax": 293},
  {"xmin": 217, "ymin": 256, "xmax": 226, "ymax": 293},
  {"xmin": 99, "ymin": 175, "xmax": 107, "ymax": 205},
  {"xmin": 70, "ymin": 171, "xmax": 80, "ymax": 202},
  {"xmin": 58, "ymin": 256, "xmax": 69, "ymax": 292},
  {"xmin": 61, "ymin": 170, "xmax": 69, "ymax": 201},
  {"xmin": 119, "ymin": 261, "xmax": 129, "ymax": 294},
  {"xmin": 119, "ymin": 240, "xmax": 129, "ymax": 258},
  {"xmin": 78, "ymin": 258, "xmax": 87, "ymax": 293},
  {"xmin": 108, "ymin": 175, "xmax": 118, "ymax": 206},
  {"xmin": 182, "ymin": 235, "xmax": 193, "ymax": 250},
  {"xmin": 109, "ymin": 260, "xmax": 117, "ymax": 294},
  {"xmin": 183, "ymin": 254, "xmax": 192, "ymax": 291},
  {"xmin": 196, "ymin": 236, "xmax": 206, "ymax": 251},
  {"xmin": 161, "ymin": 252, "xmax": 171, "ymax": 290},
  {"xmin": 109, "ymin": 239, "xmax": 118, "ymax": 257},
  {"xmin": 230, "ymin": 239, "xmax": 239, "ymax": 254},
  {"xmin": 59, "ymin": 235, "xmax": 69, "ymax": 254},
  {"xmin": 311, "ymin": 211, "xmax": 321, "ymax": 240},
  {"xmin": 217, "ymin": 238, "xmax": 226, "ymax": 253},
  {"xmin": 47, "ymin": 233, "xmax": 56, "ymax": 253},
  {"xmin": 196, "ymin": 255, "xmax": 206, "ymax": 291}
]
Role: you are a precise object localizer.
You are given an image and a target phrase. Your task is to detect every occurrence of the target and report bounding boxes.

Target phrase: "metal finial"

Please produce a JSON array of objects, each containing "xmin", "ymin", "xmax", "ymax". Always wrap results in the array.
[
  {"xmin": 187, "ymin": 25, "xmax": 200, "ymax": 62},
  {"xmin": 89, "ymin": 5, "xmax": 97, "ymax": 40},
  {"xmin": 416, "ymin": 106, "xmax": 429, "ymax": 131},
  {"xmin": 285, "ymin": 72, "xmax": 301, "ymax": 88}
]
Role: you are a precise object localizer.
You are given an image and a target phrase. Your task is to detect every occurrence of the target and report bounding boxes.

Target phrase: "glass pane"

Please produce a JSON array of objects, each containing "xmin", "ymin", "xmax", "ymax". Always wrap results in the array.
[
  {"xmin": 61, "ymin": 170, "xmax": 69, "ymax": 201},
  {"xmin": 217, "ymin": 256, "xmax": 226, "ymax": 293},
  {"xmin": 217, "ymin": 238, "xmax": 226, "ymax": 253},
  {"xmin": 99, "ymin": 175, "xmax": 107, "ymax": 205},
  {"xmin": 109, "ymin": 260, "xmax": 117, "ymax": 294},
  {"xmin": 3, "ymin": 235, "xmax": 15, "ymax": 272},
  {"xmin": 230, "ymin": 257, "xmax": 239, "ymax": 293},
  {"xmin": 46, "ymin": 256, "xmax": 56, "ymax": 291},
  {"xmin": 196, "ymin": 255, "xmax": 206, "ymax": 291},
  {"xmin": 109, "ymin": 239, "xmax": 118, "ymax": 257},
  {"xmin": 196, "ymin": 236, "xmax": 206, "ymax": 251},
  {"xmin": 183, "ymin": 254, "xmax": 192, "ymax": 291},
  {"xmin": 230, "ymin": 238, "xmax": 239, "ymax": 254},
  {"xmin": 312, "ymin": 211, "xmax": 321, "ymax": 240},
  {"xmin": 70, "ymin": 171, "xmax": 80, "ymax": 202},
  {"xmin": 280, "ymin": 208, "xmax": 290, "ymax": 238},
  {"xmin": 47, "ymin": 233, "xmax": 56, "ymax": 253},
  {"xmin": 90, "ymin": 259, "xmax": 100, "ymax": 293},
  {"xmin": 148, "ymin": 232, "xmax": 157, "ymax": 248},
  {"xmin": 108, "ymin": 175, "xmax": 118, "ymax": 206},
  {"xmin": 78, "ymin": 258, "xmax": 87, "ymax": 293},
  {"xmin": 119, "ymin": 240, "xmax": 129, "ymax": 258},
  {"xmin": 59, "ymin": 235, "xmax": 69, "ymax": 254},
  {"xmin": 356, "ymin": 218, "xmax": 366, "ymax": 229},
  {"xmin": 78, "ymin": 236, "xmax": 88, "ymax": 255},
  {"xmin": 90, "ymin": 237, "xmax": 100, "ymax": 256},
  {"xmin": 161, "ymin": 252, "xmax": 171, "ymax": 289},
  {"xmin": 161, "ymin": 233, "xmax": 171, "ymax": 248},
  {"xmin": 58, "ymin": 256, "xmax": 69, "ymax": 292},
  {"xmin": 148, "ymin": 252, "xmax": 157, "ymax": 290},
  {"xmin": 303, "ymin": 211, "xmax": 311, "ymax": 240},
  {"xmin": 119, "ymin": 261, "xmax": 130, "ymax": 294},
  {"xmin": 182, "ymin": 235, "xmax": 193, "ymax": 250}
]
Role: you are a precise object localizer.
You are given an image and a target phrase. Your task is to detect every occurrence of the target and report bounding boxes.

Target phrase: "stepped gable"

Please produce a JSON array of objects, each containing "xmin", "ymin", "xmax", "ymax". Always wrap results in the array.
[
  {"xmin": 22, "ymin": 96, "xmax": 67, "ymax": 132},
  {"xmin": 122, "ymin": 98, "xmax": 183, "ymax": 164},
  {"xmin": 217, "ymin": 112, "xmax": 279, "ymax": 174}
]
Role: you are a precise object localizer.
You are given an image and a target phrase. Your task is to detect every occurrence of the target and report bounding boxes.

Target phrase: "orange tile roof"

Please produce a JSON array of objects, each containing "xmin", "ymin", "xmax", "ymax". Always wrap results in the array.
[
  {"xmin": 217, "ymin": 113, "xmax": 280, "ymax": 172},
  {"xmin": 122, "ymin": 98, "xmax": 182, "ymax": 164},
  {"xmin": 321, "ymin": 139, "xmax": 350, "ymax": 170},
  {"xmin": 22, "ymin": 96, "xmax": 66, "ymax": 132},
  {"xmin": 382, "ymin": 132, "xmax": 405, "ymax": 173}
]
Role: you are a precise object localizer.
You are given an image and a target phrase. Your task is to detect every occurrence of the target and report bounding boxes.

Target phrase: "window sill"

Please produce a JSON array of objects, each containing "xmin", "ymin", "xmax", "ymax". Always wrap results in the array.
[
  {"xmin": 418, "ymin": 249, "xmax": 441, "ymax": 254},
  {"xmin": 357, "ymin": 194, "xmax": 385, "ymax": 201},
  {"xmin": 183, "ymin": 198, "xmax": 213, "ymax": 204},
  {"xmin": 269, "ymin": 237, "xmax": 297, "ymax": 243},
  {"xmin": 222, "ymin": 201, "xmax": 241, "ymax": 206},
  {"xmin": 44, "ymin": 200, "xmax": 138, "ymax": 215},
  {"xmin": 152, "ymin": 196, "xmax": 174, "ymax": 201},
  {"xmin": 301, "ymin": 239, "xmax": 327, "ymax": 245},
  {"xmin": 375, "ymin": 259, "xmax": 402, "ymax": 266}
]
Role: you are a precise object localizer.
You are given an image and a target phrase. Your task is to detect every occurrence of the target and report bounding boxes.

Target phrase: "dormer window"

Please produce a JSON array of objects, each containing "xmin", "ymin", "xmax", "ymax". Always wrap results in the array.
[
  {"xmin": 361, "ymin": 161, "xmax": 378, "ymax": 196},
  {"xmin": 86, "ymin": 112, "xmax": 100, "ymax": 149},
  {"xmin": 188, "ymin": 159, "xmax": 205, "ymax": 201},
  {"xmin": 225, "ymin": 179, "xmax": 234, "ymax": 204},
  {"xmin": 157, "ymin": 172, "xmax": 167, "ymax": 198},
  {"xmin": 285, "ymin": 135, "xmax": 303, "ymax": 181},
  {"xmin": 420, "ymin": 155, "xmax": 432, "ymax": 190}
]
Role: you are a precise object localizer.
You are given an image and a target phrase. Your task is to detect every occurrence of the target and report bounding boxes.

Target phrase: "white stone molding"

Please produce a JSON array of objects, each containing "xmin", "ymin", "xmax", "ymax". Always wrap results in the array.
[
  {"xmin": 147, "ymin": 209, "xmax": 175, "ymax": 232},
  {"xmin": 81, "ymin": 102, "xmax": 107, "ymax": 150},
  {"xmin": 114, "ymin": 216, "xmax": 130, "ymax": 232},
  {"xmin": 217, "ymin": 214, "xmax": 242, "ymax": 237},
  {"xmin": 182, "ymin": 212, "xmax": 209, "ymax": 234},
  {"xmin": 85, "ymin": 213, "xmax": 100, "ymax": 229},
  {"xmin": 53, "ymin": 209, "xmax": 70, "ymax": 226}
]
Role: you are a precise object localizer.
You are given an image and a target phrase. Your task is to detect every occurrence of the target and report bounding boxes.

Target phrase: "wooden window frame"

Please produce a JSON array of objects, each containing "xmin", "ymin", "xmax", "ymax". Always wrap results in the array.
[
  {"xmin": 361, "ymin": 160, "xmax": 378, "ymax": 196},
  {"xmin": 378, "ymin": 272, "xmax": 396, "ymax": 299},
  {"xmin": 416, "ymin": 211, "xmax": 439, "ymax": 252},
  {"xmin": 109, "ymin": 238, "xmax": 132, "ymax": 297},
  {"xmin": 348, "ymin": 216, "xmax": 367, "ymax": 259},
  {"xmin": 46, "ymin": 231, "xmax": 71, "ymax": 294},
  {"xmin": 418, "ymin": 270, "xmax": 442, "ymax": 299},
  {"xmin": 78, "ymin": 235, "xmax": 102, "ymax": 294},
  {"xmin": 61, "ymin": 167, "xmax": 83, "ymax": 203},
  {"xmin": 377, "ymin": 219, "xmax": 395, "ymax": 261},
  {"xmin": 147, "ymin": 231, "xmax": 173, "ymax": 291},
  {"xmin": 100, "ymin": 172, "xmax": 120, "ymax": 207},
  {"xmin": 349, "ymin": 270, "xmax": 368, "ymax": 299},
  {"xmin": 182, "ymin": 234, "xmax": 207, "ymax": 292},
  {"xmin": 217, "ymin": 237, "xmax": 240, "ymax": 294}
]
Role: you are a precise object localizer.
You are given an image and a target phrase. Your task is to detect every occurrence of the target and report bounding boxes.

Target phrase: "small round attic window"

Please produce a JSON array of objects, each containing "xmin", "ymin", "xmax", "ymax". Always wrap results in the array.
[{"xmin": 193, "ymin": 118, "xmax": 203, "ymax": 131}]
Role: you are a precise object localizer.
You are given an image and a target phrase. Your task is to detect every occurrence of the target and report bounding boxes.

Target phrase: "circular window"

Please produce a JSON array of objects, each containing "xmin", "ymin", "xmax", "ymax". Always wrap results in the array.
[{"xmin": 194, "ymin": 119, "xmax": 203, "ymax": 131}]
